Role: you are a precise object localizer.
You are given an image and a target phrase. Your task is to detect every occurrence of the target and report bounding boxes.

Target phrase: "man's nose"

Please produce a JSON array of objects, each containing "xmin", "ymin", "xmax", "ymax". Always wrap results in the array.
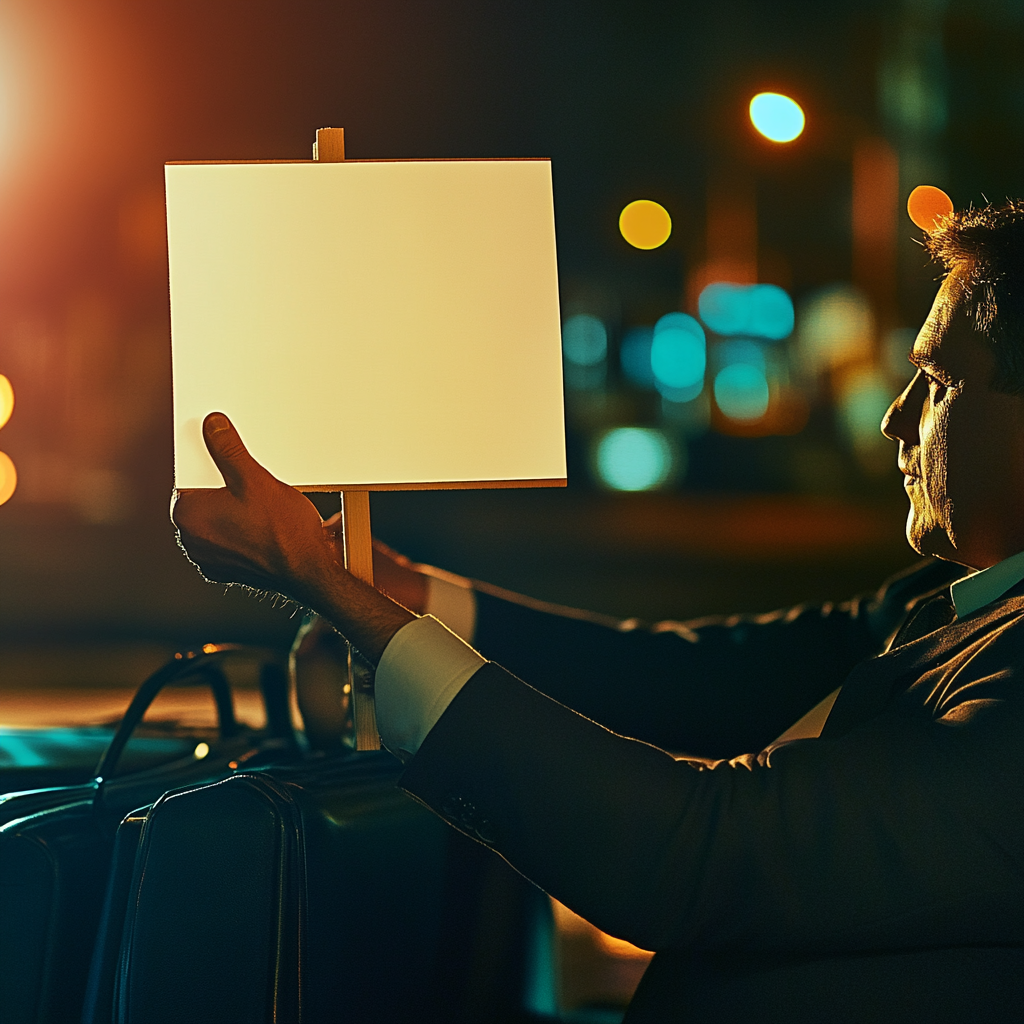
[{"xmin": 881, "ymin": 372, "xmax": 923, "ymax": 443}]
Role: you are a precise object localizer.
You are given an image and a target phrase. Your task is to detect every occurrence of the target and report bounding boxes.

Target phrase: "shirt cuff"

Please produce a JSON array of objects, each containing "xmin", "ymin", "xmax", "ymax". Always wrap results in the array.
[
  {"xmin": 423, "ymin": 570, "xmax": 477, "ymax": 642},
  {"xmin": 375, "ymin": 614, "xmax": 487, "ymax": 761}
]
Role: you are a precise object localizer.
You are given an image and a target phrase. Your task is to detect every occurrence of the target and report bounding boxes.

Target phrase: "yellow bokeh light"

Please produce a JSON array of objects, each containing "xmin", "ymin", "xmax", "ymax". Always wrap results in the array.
[
  {"xmin": 907, "ymin": 184, "xmax": 954, "ymax": 232},
  {"xmin": 749, "ymin": 92, "xmax": 805, "ymax": 143},
  {"xmin": 619, "ymin": 200, "xmax": 672, "ymax": 250},
  {"xmin": 193, "ymin": 742, "xmax": 210, "ymax": 760},
  {"xmin": 0, "ymin": 375, "xmax": 13, "ymax": 430},
  {"xmin": 0, "ymin": 451, "xmax": 17, "ymax": 506}
]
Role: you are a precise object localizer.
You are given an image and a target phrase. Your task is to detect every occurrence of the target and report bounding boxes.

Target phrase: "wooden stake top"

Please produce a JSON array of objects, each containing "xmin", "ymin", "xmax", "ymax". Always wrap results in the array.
[{"xmin": 314, "ymin": 128, "xmax": 346, "ymax": 162}]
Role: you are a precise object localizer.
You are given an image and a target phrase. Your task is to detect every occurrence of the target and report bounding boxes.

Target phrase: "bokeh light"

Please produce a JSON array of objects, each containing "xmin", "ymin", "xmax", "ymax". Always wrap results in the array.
[
  {"xmin": 882, "ymin": 327, "xmax": 918, "ymax": 381},
  {"xmin": 0, "ymin": 451, "xmax": 17, "ymax": 506},
  {"xmin": 838, "ymin": 367, "xmax": 894, "ymax": 454},
  {"xmin": 562, "ymin": 314, "xmax": 608, "ymax": 366},
  {"xmin": 796, "ymin": 285, "xmax": 874, "ymax": 372},
  {"xmin": 698, "ymin": 283, "xmax": 794, "ymax": 340},
  {"xmin": 0, "ymin": 374, "xmax": 13, "ymax": 430},
  {"xmin": 717, "ymin": 338, "xmax": 766, "ymax": 373},
  {"xmin": 651, "ymin": 312, "xmax": 705, "ymax": 400},
  {"xmin": 619, "ymin": 200, "xmax": 672, "ymax": 250},
  {"xmin": 595, "ymin": 428, "xmax": 673, "ymax": 491},
  {"xmin": 907, "ymin": 184, "xmax": 954, "ymax": 231},
  {"xmin": 714, "ymin": 364, "xmax": 770, "ymax": 421},
  {"xmin": 620, "ymin": 326, "xmax": 656, "ymax": 388},
  {"xmin": 749, "ymin": 92, "xmax": 805, "ymax": 142}
]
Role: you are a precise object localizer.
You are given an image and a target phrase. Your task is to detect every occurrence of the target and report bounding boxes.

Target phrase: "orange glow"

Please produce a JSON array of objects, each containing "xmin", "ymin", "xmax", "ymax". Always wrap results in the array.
[
  {"xmin": 551, "ymin": 898, "xmax": 653, "ymax": 956},
  {"xmin": 619, "ymin": 200, "xmax": 672, "ymax": 250},
  {"xmin": 852, "ymin": 137, "xmax": 898, "ymax": 308},
  {"xmin": 594, "ymin": 929, "xmax": 656, "ymax": 960},
  {"xmin": 0, "ymin": 451, "xmax": 17, "ymax": 505},
  {"xmin": 907, "ymin": 185, "xmax": 953, "ymax": 232},
  {"xmin": 0, "ymin": 374, "xmax": 13, "ymax": 429}
]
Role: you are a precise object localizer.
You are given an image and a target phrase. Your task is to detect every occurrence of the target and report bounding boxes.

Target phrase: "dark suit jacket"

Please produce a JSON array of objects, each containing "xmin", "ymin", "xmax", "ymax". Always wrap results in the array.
[{"xmin": 399, "ymin": 559, "xmax": 1024, "ymax": 1023}]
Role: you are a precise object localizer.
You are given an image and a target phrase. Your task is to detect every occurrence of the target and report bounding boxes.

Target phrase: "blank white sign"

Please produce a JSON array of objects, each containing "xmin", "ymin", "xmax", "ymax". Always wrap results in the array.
[{"xmin": 166, "ymin": 159, "xmax": 566, "ymax": 490}]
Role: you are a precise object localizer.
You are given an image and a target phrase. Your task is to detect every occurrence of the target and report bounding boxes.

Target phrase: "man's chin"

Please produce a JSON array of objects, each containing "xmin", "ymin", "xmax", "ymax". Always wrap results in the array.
[
  {"xmin": 909, "ymin": 526, "xmax": 968, "ymax": 566},
  {"xmin": 906, "ymin": 509, "xmax": 954, "ymax": 561}
]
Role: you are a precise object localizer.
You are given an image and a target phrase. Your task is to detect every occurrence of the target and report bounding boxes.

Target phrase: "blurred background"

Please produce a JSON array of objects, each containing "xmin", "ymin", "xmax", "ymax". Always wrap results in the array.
[{"xmin": 0, "ymin": 0, "xmax": 1021, "ymax": 686}]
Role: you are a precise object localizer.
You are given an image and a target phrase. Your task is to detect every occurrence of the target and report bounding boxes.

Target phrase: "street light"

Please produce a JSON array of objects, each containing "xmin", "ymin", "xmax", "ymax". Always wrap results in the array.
[
  {"xmin": 619, "ymin": 199, "xmax": 672, "ymax": 250},
  {"xmin": 907, "ymin": 184, "xmax": 954, "ymax": 231},
  {"xmin": 0, "ymin": 374, "xmax": 15, "ymax": 506},
  {"xmin": 749, "ymin": 93, "xmax": 805, "ymax": 143}
]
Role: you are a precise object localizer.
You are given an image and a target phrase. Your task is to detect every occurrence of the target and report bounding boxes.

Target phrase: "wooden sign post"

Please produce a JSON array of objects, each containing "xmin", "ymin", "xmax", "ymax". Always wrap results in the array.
[{"xmin": 313, "ymin": 127, "xmax": 379, "ymax": 750}]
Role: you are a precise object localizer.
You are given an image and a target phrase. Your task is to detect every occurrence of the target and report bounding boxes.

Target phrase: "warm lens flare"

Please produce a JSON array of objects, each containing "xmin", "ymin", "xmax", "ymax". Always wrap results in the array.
[
  {"xmin": 749, "ymin": 93, "xmax": 805, "ymax": 143},
  {"xmin": 907, "ymin": 185, "xmax": 954, "ymax": 231},
  {"xmin": 0, "ymin": 451, "xmax": 17, "ymax": 506},
  {"xmin": 0, "ymin": 375, "xmax": 13, "ymax": 430},
  {"xmin": 619, "ymin": 200, "xmax": 672, "ymax": 250}
]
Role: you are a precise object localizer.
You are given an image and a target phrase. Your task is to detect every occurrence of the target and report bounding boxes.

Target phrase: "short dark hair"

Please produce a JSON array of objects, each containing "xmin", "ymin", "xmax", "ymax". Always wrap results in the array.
[{"xmin": 925, "ymin": 199, "xmax": 1024, "ymax": 395}]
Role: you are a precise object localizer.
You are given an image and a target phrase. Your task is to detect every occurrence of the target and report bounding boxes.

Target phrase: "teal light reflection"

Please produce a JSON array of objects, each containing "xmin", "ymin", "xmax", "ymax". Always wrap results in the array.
[
  {"xmin": 562, "ymin": 314, "xmax": 608, "ymax": 366},
  {"xmin": 651, "ymin": 313, "xmax": 705, "ymax": 401},
  {"xmin": 717, "ymin": 338, "xmax": 766, "ymax": 372},
  {"xmin": 714, "ymin": 364, "xmax": 770, "ymax": 420},
  {"xmin": 620, "ymin": 327, "xmax": 656, "ymax": 388},
  {"xmin": 698, "ymin": 283, "xmax": 793, "ymax": 340},
  {"xmin": 595, "ymin": 428, "xmax": 672, "ymax": 491}
]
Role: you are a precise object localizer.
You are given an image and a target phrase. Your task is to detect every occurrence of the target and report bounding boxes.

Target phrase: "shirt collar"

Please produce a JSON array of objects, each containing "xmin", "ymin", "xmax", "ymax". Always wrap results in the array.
[{"xmin": 950, "ymin": 549, "xmax": 1024, "ymax": 618}]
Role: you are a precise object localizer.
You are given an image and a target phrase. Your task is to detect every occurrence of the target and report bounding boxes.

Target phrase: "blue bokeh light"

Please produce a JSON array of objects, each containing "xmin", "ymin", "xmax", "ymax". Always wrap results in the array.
[
  {"xmin": 653, "ymin": 312, "xmax": 705, "ymax": 342},
  {"xmin": 620, "ymin": 326, "xmax": 656, "ymax": 388},
  {"xmin": 749, "ymin": 92, "xmax": 805, "ymax": 143},
  {"xmin": 747, "ymin": 285, "xmax": 794, "ymax": 340},
  {"xmin": 595, "ymin": 427, "xmax": 673, "ymax": 491},
  {"xmin": 698, "ymin": 283, "xmax": 794, "ymax": 340},
  {"xmin": 714, "ymin": 364, "xmax": 770, "ymax": 420},
  {"xmin": 562, "ymin": 314, "xmax": 608, "ymax": 366},
  {"xmin": 650, "ymin": 313, "xmax": 705, "ymax": 401},
  {"xmin": 717, "ymin": 338, "xmax": 766, "ymax": 372}
]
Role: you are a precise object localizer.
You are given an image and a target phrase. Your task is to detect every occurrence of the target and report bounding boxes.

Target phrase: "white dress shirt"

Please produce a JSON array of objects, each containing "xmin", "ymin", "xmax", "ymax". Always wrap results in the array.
[
  {"xmin": 374, "ymin": 570, "xmax": 481, "ymax": 759},
  {"xmin": 374, "ymin": 552, "xmax": 1024, "ymax": 759}
]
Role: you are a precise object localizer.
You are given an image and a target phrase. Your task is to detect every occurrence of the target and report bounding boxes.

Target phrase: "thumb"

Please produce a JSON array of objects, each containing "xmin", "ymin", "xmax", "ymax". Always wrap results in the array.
[{"xmin": 203, "ymin": 412, "xmax": 262, "ymax": 493}]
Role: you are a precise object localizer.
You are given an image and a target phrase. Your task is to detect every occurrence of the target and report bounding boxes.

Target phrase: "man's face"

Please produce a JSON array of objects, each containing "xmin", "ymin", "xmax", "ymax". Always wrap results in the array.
[{"xmin": 881, "ymin": 267, "xmax": 1024, "ymax": 570}]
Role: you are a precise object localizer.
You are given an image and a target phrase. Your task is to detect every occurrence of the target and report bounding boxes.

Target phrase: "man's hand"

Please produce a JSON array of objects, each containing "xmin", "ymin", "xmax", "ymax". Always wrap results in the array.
[
  {"xmin": 171, "ymin": 412, "xmax": 414, "ymax": 664},
  {"xmin": 171, "ymin": 413, "xmax": 337, "ymax": 603}
]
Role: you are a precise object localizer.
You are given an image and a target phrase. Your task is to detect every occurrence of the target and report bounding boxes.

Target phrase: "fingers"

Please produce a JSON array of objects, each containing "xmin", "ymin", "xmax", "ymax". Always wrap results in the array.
[{"xmin": 202, "ymin": 413, "xmax": 263, "ymax": 493}]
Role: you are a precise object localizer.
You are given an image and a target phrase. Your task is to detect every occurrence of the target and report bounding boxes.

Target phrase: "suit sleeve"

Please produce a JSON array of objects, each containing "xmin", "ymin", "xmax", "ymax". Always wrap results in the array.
[
  {"xmin": 470, "ymin": 558, "xmax": 963, "ymax": 756},
  {"xmin": 399, "ymin": 637, "xmax": 1023, "ymax": 956}
]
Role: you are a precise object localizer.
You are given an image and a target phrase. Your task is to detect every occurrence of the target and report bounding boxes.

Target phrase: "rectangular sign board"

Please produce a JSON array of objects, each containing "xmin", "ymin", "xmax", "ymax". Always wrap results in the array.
[{"xmin": 166, "ymin": 159, "xmax": 566, "ymax": 490}]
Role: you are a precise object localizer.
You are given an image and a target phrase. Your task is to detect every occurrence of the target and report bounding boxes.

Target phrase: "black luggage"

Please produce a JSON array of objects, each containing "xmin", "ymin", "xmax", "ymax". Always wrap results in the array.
[
  {"xmin": 107, "ymin": 752, "xmax": 556, "ymax": 1024},
  {"xmin": 0, "ymin": 644, "xmax": 295, "ymax": 1024}
]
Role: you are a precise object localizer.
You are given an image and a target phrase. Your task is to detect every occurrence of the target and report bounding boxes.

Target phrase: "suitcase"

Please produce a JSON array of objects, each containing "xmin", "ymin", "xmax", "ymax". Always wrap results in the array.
[
  {"xmin": 109, "ymin": 752, "xmax": 556, "ymax": 1023},
  {"xmin": 0, "ymin": 644, "xmax": 296, "ymax": 1024}
]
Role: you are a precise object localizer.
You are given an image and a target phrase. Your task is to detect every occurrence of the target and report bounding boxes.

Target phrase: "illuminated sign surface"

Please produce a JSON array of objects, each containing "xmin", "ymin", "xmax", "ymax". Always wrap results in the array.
[{"xmin": 166, "ymin": 159, "xmax": 566, "ymax": 490}]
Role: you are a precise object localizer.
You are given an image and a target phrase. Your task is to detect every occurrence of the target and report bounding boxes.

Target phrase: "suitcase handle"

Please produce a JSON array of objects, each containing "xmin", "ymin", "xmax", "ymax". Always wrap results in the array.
[{"xmin": 93, "ymin": 644, "xmax": 286, "ymax": 781}]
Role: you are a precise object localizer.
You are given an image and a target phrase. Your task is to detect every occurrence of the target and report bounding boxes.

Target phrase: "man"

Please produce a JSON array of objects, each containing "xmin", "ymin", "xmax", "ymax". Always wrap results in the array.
[{"xmin": 173, "ymin": 203, "xmax": 1024, "ymax": 1022}]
